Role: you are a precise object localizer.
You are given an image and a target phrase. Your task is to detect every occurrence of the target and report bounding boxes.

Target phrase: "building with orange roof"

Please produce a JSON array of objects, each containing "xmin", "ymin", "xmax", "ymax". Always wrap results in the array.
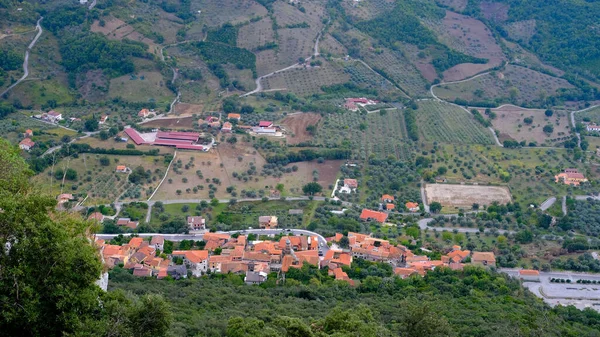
[
  {"xmin": 227, "ymin": 113, "xmax": 241, "ymax": 121},
  {"xmin": 208, "ymin": 255, "xmax": 233, "ymax": 273},
  {"xmin": 25, "ymin": 129, "xmax": 33, "ymax": 137},
  {"xmin": 278, "ymin": 236, "xmax": 309, "ymax": 251},
  {"xmin": 381, "ymin": 194, "xmax": 395, "ymax": 203},
  {"xmin": 150, "ymin": 235, "xmax": 164, "ymax": 251},
  {"xmin": 555, "ymin": 169, "xmax": 588, "ymax": 186},
  {"xmin": 518, "ymin": 269, "xmax": 540, "ymax": 281},
  {"xmin": 259, "ymin": 215, "xmax": 278, "ymax": 229},
  {"xmin": 157, "ymin": 267, "xmax": 168, "ymax": 279},
  {"xmin": 221, "ymin": 122, "xmax": 233, "ymax": 133},
  {"xmin": 394, "ymin": 267, "xmax": 418, "ymax": 279},
  {"xmin": 359, "ymin": 209, "xmax": 388, "ymax": 223},
  {"xmin": 171, "ymin": 250, "xmax": 209, "ymax": 276},
  {"xmin": 322, "ymin": 250, "xmax": 353, "ymax": 268},
  {"xmin": 386, "ymin": 203, "xmax": 395, "ymax": 211},
  {"xmin": 331, "ymin": 267, "xmax": 354, "ymax": 286},
  {"xmin": 128, "ymin": 237, "xmax": 144, "ymax": 249},
  {"xmin": 133, "ymin": 266, "xmax": 152, "ymax": 277},
  {"xmin": 405, "ymin": 255, "xmax": 430, "ymax": 264},
  {"xmin": 253, "ymin": 241, "xmax": 282, "ymax": 255},
  {"xmin": 471, "ymin": 252, "xmax": 496, "ymax": 267},
  {"xmin": 333, "ymin": 233, "xmax": 344, "ymax": 242},
  {"xmin": 88, "ymin": 212, "xmax": 104, "ymax": 223},
  {"xmin": 19, "ymin": 138, "xmax": 35, "ymax": 151},
  {"xmin": 446, "ymin": 249, "xmax": 471, "ymax": 263},
  {"xmin": 405, "ymin": 202, "xmax": 419, "ymax": 212},
  {"xmin": 116, "ymin": 165, "xmax": 128, "ymax": 173},
  {"xmin": 138, "ymin": 108, "xmax": 151, "ymax": 118},
  {"xmin": 203, "ymin": 232, "xmax": 231, "ymax": 241}
]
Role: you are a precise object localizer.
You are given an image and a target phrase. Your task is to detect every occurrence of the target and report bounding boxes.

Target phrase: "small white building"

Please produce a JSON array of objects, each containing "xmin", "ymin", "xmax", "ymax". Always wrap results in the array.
[
  {"xmin": 187, "ymin": 216, "xmax": 206, "ymax": 231},
  {"xmin": 19, "ymin": 138, "xmax": 35, "ymax": 151},
  {"xmin": 150, "ymin": 235, "xmax": 165, "ymax": 251}
]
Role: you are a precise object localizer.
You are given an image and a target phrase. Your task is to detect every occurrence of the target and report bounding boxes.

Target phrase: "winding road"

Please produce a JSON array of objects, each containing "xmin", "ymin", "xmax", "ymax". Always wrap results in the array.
[
  {"xmin": 570, "ymin": 104, "xmax": 600, "ymax": 148},
  {"xmin": 0, "ymin": 17, "xmax": 43, "ymax": 97}
]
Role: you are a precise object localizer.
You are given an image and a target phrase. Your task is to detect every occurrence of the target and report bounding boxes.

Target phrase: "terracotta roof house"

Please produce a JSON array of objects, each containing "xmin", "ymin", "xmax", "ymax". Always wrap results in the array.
[
  {"xmin": 19, "ymin": 138, "xmax": 35, "ymax": 151},
  {"xmin": 331, "ymin": 267, "xmax": 354, "ymax": 286},
  {"xmin": 446, "ymin": 248, "xmax": 471, "ymax": 263},
  {"xmin": 405, "ymin": 202, "xmax": 419, "ymax": 212},
  {"xmin": 150, "ymin": 235, "xmax": 164, "ymax": 251},
  {"xmin": 343, "ymin": 179, "xmax": 358, "ymax": 189},
  {"xmin": 132, "ymin": 266, "xmax": 152, "ymax": 277},
  {"xmin": 259, "ymin": 121, "xmax": 273, "ymax": 128},
  {"xmin": 87, "ymin": 212, "xmax": 104, "ymax": 223},
  {"xmin": 359, "ymin": 209, "xmax": 388, "ymax": 223},
  {"xmin": 57, "ymin": 193, "xmax": 74, "ymax": 204},
  {"xmin": 187, "ymin": 216, "xmax": 206, "ymax": 230},
  {"xmin": 227, "ymin": 113, "xmax": 241, "ymax": 121},
  {"xmin": 116, "ymin": 218, "xmax": 139, "ymax": 229},
  {"xmin": 259, "ymin": 215, "xmax": 278, "ymax": 229},
  {"xmin": 394, "ymin": 267, "xmax": 418, "ymax": 279},
  {"xmin": 322, "ymin": 250, "xmax": 353, "ymax": 268},
  {"xmin": 221, "ymin": 121, "xmax": 233, "ymax": 133},
  {"xmin": 555, "ymin": 169, "xmax": 588, "ymax": 186},
  {"xmin": 518, "ymin": 269, "xmax": 540, "ymax": 281},
  {"xmin": 171, "ymin": 250, "xmax": 209, "ymax": 277},
  {"xmin": 138, "ymin": 109, "xmax": 151, "ymax": 118},
  {"xmin": 115, "ymin": 165, "xmax": 128, "ymax": 173},
  {"xmin": 385, "ymin": 203, "xmax": 395, "ymax": 211},
  {"xmin": 381, "ymin": 194, "xmax": 395, "ymax": 203},
  {"xmin": 25, "ymin": 129, "xmax": 33, "ymax": 137},
  {"xmin": 587, "ymin": 124, "xmax": 600, "ymax": 132},
  {"xmin": 47, "ymin": 110, "xmax": 63, "ymax": 122},
  {"xmin": 471, "ymin": 252, "xmax": 496, "ymax": 267}
]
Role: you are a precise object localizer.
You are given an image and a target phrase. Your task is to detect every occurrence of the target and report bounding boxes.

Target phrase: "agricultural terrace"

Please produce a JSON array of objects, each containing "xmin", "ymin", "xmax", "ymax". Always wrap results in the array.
[
  {"xmin": 314, "ymin": 108, "xmax": 415, "ymax": 161},
  {"xmin": 280, "ymin": 112, "xmax": 321, "ymax": 145},
  {"xmin": 153, "ymin": 142, "xmax": 342, "ymax": 200},
  {"xmin": 0, "ymin": 112, "xmax": 76, "ymax": 147},
  {"xmin": 31, "ymin": 154, "xmax": 167, "ymax": 205},
  {"xmin": 361, "ymin": 47, "xmax": 429, "ymax": 98},
  {"xmin": 415, "ymin": 100, "xmax": 495, "ymax": 145},
  {"xmin": 485, "ymin": 105, "xmax": 571, "ymax": 146},
  {"xmin": 108, "ymin": 71, "xmax": 175, "ymax": 106},
  {"xmin": 140, "ymin": 116, "xmax": 196, "ymax": 130},
  {"xmin": 150, "ymin": 200, "xmax": 321, "ymax": 231},
  {"xmin": 236, "ymin": 17, "xmax": 275, "ymax": 52},
  {"xmin": 193, "ymin": 0, "xmax": 268, "ymax": 27},
  {"xmin": 433, "ymin": 65, "xmax": 574, "ymax": 108},
  {"xmin": 428, "ymin": 11, "xmax": 506, "ymax": 81},
  {"xmin": 341, "ymin": 0, "xmax": 397, "ymax": 21},
  {"xmin": 90, "ymin": 17, "xmax": 161, "ymax": 56},
  {"xmin": 338, "ymin": 60, "xmax": 405, "ymax": 97},
  {"xmin": 318, "ymin": 34, "xmax": 347, "ymax": 58},
  {"xmin": 261, "ymin": 61, "xmax": 350, "ymax": 96},
  {"xmin": 574, "ymin": 106, "xmax": 600, "ymax": 125},
  {"xmin": 425, "ymin": 183, "xmax": 512, "ymax": 212},
  {"xmin": 428, "ymin": 144, "xmax": 594, "ymax": 205}
]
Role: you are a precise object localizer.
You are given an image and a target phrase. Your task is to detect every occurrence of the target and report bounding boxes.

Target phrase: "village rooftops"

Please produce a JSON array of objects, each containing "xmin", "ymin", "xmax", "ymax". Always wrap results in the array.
[
  {"xmin": 19, "ymin": 138, "xmax": 35, "ymax": 148},
  {"xmin": 227, "ymin": 113, "xmax": 241, "ymax": 120}
]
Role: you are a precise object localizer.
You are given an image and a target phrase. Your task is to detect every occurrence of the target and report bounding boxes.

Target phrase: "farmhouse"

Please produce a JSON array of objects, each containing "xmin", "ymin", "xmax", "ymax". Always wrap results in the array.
[
  {"xmin": 471, "ymin": 252, "xmax": 496, "ymax": 267},
  {"xmin": 259, "ymin": 121, "xmax": 273, "ymax": 128},
  {"xmin": 116, "ymin": 218, "xmax": 139, "ymax": 229},
  {"xmin": 115, "ymin": 165, "xmax": 128, "ymax": 173},
  {"xmin": 386, "ymin": 203, "xmax": 395, "ymax": 211},
  {"xmin": 587, "ymin": 124, "xmax": 600, "ymax": 132},
  {"xmin": 19, "ymin": 138, "xmax": 35, "ymax": 151},
  {"xmin": 518, "ymin": 269, "xmax": 540, "ymax": 282},
  {"xmin": 405, "ymin": 202, "xmax": 419, "ymax": 212},
  {"xmin": 57, "ymin": 193, "xmax": 74, "ymax": 204},
  {"xmin": 46, "ymin": 110, "xmax": 63, "ymax": 123},
  {"xmin": 138, "ymin": 109, "xmax": 151, "ymax": 118},
  {"xmin": 25, "ymin": 129, "xmax": 33, "ymax": 137},
  {"xmin": 554, "ymin": 169, "xmax": 588, "ymax": 186},
  {"xmin": 359, "ymin": 209, "xmax": 388, "ymax": 223},
  {"xmin": 259, "ymin": 216, "xmax": 278, "ymax": 229},
  {"xmin": 381, "ymin": 194, "xmax": 394, "ymax": 203},
  {"xmin": 227, "ymin": 113, "xmax": 241, "ymax": 121},
  {"xmin": 221, "ymin": 122, "xmax": 232, "ymax": 133},
  {"xmin": 187, "ymin": 216, "xmax": 206, "ymax": 231},
  {"xmin": 99, "ymin": 115, "xmax": 108, "ymax": 124}
]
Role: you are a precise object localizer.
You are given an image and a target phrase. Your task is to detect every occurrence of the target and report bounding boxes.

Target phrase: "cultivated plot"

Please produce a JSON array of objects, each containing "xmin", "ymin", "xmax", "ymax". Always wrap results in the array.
[{"xmin": 425, "ymin": 183, "xmax": 512, "ymax": 210}]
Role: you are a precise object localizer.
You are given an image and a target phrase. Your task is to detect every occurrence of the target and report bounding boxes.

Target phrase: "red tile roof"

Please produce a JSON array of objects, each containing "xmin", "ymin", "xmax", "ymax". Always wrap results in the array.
[
  {"xmin": 359, "ymin": 209, "xmax": 388, "ymax": 223},
  {"xmin": 124, "ymin": 128, "xmax": 145, "ymax": 145}
]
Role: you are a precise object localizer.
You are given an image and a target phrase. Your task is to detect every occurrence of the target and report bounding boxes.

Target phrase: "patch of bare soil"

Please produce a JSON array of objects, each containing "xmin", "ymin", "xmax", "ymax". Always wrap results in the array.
[
  {"xmin": 140, "ymin": 116, "xmax": 196, "ymax": 130},
  {"xmin": 281, "ymin": 113, "xmax": 322, "ymax": 145}
]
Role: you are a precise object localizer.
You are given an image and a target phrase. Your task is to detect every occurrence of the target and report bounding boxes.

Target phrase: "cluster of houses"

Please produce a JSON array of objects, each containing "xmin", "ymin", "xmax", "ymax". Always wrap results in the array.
[
  {"xmin": 19, "ymin": 129, "xmax": 35, "ymax": 151},
  {"xmin": 95, "ymin": 210, "xmax": 500, "ymax": 285},
  {"xmin": 554, "ymin": 168, "xmax": 588, "ymax": 186},
  {"xmin": 343, "ymin": 97, "xmax": 378, "ymax": 112}
]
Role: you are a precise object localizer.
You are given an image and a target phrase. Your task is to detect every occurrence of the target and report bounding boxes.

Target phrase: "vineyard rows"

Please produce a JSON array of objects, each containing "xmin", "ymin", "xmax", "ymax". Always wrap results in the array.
[
  {"xmin": 340, "ymin": 61, "xmax": 403, "ymax": 96},
  {"xmin": 262, "ymin": 62, "xmax": 349, "ymax": 96},
  {"xmin": 416, "ymin": 100, "xmax": 495, "ymax": 145}
]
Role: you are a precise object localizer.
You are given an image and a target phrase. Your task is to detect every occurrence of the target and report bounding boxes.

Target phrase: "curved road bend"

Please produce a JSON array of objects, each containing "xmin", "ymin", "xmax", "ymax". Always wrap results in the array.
[{"xmin": 0, "ymin": 17, "xmax": 43, "ymax": 97}]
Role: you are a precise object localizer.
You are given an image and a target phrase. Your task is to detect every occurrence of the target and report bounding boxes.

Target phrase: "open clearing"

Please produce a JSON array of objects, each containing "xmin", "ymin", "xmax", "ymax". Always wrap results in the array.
[
  {"xmin": 193, "ymin": 0, "xmax": 268, "ymax": 27},
  {"xmin": 415, "ymin": 100, "xmax": 495, "ymax": 145},
  {"xmin": 281, "ymin": 113, "xmax": 321, "ymax": 145},
  {"xmin": 236, "ymin": 17, "xmax": 275, "ymax": 52},
  {"xmin": 108, "ymin": 71, "xmax": 174, "ymax": 106},
  {"xmin": 425, "ymin": 183, "xmax": 512, "ymax": 210},
  {"xmin": 140, "ymin": 116, "xmax": 196, "ymax": 130},
  {"xmin": 91, "ymin": 17, "xmax": 160, "ymax": 56},
  {"xmin": 433, "ymin": 64, "xmax": 574, "ymax": 107},
  {"xmin": 153, "ymin": 142, "xmax": 341, "ymax": 200},
  {"xmin": 486, "ymin": 105, "xmax": 570, "ymax": 145},
  {"xmin": 262, "ymin": 60, "xmax": 350, "ymax": 96}
]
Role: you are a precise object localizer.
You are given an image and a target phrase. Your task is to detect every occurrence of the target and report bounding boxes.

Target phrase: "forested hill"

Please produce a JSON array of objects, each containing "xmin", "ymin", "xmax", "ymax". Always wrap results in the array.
[
  {"xmin": 463, "ymin": 0, "xmax": 600, "ymax": 81},
  {"xmin": 109, "ymin": 265, "xmax": 600, "ymax": 336}
]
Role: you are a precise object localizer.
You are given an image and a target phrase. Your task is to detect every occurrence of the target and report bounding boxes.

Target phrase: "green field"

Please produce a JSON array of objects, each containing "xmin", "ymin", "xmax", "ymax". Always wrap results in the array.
[
  {"xmin": 109, "ymin": 71, "xmax": 174, "ymax": 106},
  {"xmin": 415, "ymin": 100, "xmax": 495, "ymax": 145}
]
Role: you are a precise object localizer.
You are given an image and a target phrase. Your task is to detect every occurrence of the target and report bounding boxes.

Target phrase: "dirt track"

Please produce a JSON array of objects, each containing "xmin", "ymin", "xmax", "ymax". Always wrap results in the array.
[{"xmin": 281, "ymin": 113, "xmax": 321, "ymax": 145}]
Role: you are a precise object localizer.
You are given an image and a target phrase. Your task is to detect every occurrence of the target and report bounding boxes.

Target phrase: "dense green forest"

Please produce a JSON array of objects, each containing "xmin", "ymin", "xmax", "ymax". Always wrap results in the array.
[
  {"xmin": 206, "ymin": 23, "xmax": 238, "ymax": 46},
  {"xmin": 465, "ymin": 0, "xmax": 600, "ymax": 81},
  {"xmin": 357, "ymin": 1, "xmax": 486, "ymax": 74},
  {"xmin": 109, "ymin": 264, "xmax": 600, "ymax": 337},
  {"xmin": 186, "ymin": 41, "xmax": 257, "ymax": 77}
]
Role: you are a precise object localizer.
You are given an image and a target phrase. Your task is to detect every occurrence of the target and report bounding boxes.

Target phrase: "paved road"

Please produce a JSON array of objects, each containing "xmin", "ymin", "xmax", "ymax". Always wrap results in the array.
[
  {"xmin": 0, "ymin": 17, "xmax": 43, "ymax": 97},
  {"xmin": 540, "ymin": 197, "xmax": 557, "ymax": 211},
  {"xmin": 88, "ymin": 0, "xmax": 97, "ymax": 9},
  {"xmin": 500, "ymin": 268, "xmax": 600, "ymax": 281},
  {"xmin": 96, "ymin": 228, "xmax": 330, "ymax": 254}
]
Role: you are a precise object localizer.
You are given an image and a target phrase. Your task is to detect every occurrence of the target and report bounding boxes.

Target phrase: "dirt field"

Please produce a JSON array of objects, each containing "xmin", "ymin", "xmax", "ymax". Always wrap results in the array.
[
  {"xmin": 91, "ymin": 17, "xmax": 160, "ymax": 55},
  {"xmin": 108, "ymin": 71, "xmax": 174, "ymax": 106},
  {"xmin": 486, "ymin": 105, "xmax": 571, "ymax": 145},
  {"xmin": 281, "ymin": 113, "xmax": 321, "ymax": 145},
  {"xmin": 153, "ymin": 142, "xmax": 342, "ymax": 200},
  {"xmin": 432, "ymin": 11, "xmax": 505, "ymax": 81},
  {"xmin": 262, "ymin": 60, "xmax": 350, "ymax": 96},
  {"xmin": 425, "ymin": 183, "xmax": 512, "ymax": 210}
]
